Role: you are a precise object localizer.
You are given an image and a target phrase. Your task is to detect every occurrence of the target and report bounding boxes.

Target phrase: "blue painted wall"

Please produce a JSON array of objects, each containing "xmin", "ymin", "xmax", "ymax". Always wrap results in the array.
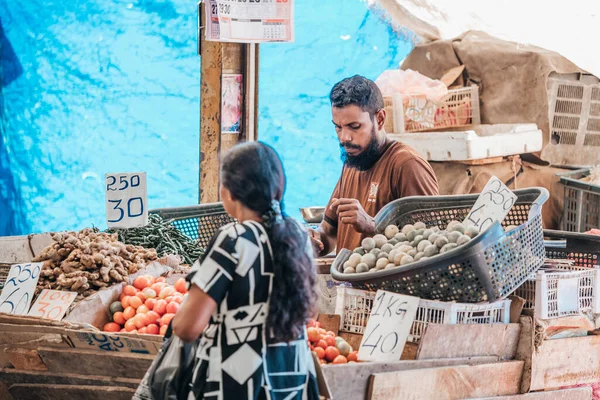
[{"xmin": 0, "ymin": 0, "xmax": 411, "ymax": 236}]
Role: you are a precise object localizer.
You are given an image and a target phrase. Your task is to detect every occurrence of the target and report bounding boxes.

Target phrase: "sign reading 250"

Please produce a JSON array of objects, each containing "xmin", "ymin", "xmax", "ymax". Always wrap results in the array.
[{"xmin": 105, "ymin": 172, "xmax": 148, "ymax": 229}]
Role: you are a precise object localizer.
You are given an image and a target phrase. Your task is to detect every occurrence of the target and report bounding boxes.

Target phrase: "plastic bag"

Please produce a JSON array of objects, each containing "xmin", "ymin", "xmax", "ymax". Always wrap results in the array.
[{"xmin": 375, "ymin": 69, "xmax": 448, "ymax": 103}]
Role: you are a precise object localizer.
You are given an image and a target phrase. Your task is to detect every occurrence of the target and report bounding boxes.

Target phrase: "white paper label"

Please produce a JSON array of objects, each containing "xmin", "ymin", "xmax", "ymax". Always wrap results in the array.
[
  {"xmin": 464, "ymin": 176, "xmax": 518, "ymax": 232},
  {"xmin": 28, "ymin": 289, "xmax": 78, "ymax": 321},
  {"xmin": 105, "ymin": 172, "xmax": 148, "ymax": 229},
  {"xmin": 0, "ymin": 263, "xmax": 43, "ymax": 315},
  {"xmin": 557, "ymin": 277, "xmax": 579, "ymax": 313},
  {"xmin": 358, "ymin": 290, "xmax": 419, "ymax": 362},
  {"xmin": 206, "ymin": 0, "xmax": 294, "ymax": 43}
]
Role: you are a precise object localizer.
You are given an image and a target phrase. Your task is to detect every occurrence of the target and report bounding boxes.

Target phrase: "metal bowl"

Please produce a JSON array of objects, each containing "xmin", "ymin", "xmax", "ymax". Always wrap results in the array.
[{"xmin": 300, "ymin": 207, "xmax": 325, "ymax": 224}]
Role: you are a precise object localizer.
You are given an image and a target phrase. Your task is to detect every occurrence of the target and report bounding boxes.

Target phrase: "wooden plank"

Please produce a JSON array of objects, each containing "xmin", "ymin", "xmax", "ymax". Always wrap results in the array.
[
  {"xmin": 339, "ymin": 331, "xmax": 362, "ymax": 351},
  {"xmin": 321, "ymin": 356, "xmax": 498, "ymax": 400},
  {"xmin": 529, "ymin": 334, "xmax": 600, "ymax": 391},
  {"xmin": 37, "ymin": 347, "xmax": 154, "ymax": 379},
  {"xmin": 317, "ymin": 314, "xmax": 340, "ymax": 335},
  {"xmin": 5, "ymin": 348, "xmax": 46, "ymax": 371},
  {"xmin": 400, "ymin": 342, "xmax": 418, "ymax": 361},
  {"xmin": 452, "ymin": 157, "xmax": 506, "ymax": 166},
  {"xmin": 368, "ymin": 361, "xmax": 523, "ymax": 400},
  {"xmin": 470, "ymin": 387, "xmax": 592, "ymax": 399},
  {"xmin": 0, "ymin": 368, "xmax": 140, "ymax": 389},
  {"xmin": 516, "ymin": 316, "xmax": 534, "ymax": 394},
  {"xmin": 417, "ymin": 323, "xmax": 520, "ymax": 361},
  {"xmin": 8, "ymin": 384, "xmax": 135, "ymax": 400},
  {"xmin": 199, "ymin": 2, "xmax": 222, "ymax": 203}
]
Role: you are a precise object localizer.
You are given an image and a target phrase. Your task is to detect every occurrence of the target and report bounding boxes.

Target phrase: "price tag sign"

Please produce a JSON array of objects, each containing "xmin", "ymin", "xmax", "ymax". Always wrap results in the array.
[
  {"xmin": 463, "ymin": 176, "xmax": 518, "ymax": 233},
  {"xmin": 0, "ymin": 263, "xmax": 42, "ymax": 315},
  {"xmin": 358, "ymin": 290, "xmax": 419, "ymax": 362},
  {"xmin": 105, "ymin": 172, "xmax": 148, "ymax": 229},
  {"xmin": 28, "ymin": 289, "xmax": 77, "ymax": 321}
]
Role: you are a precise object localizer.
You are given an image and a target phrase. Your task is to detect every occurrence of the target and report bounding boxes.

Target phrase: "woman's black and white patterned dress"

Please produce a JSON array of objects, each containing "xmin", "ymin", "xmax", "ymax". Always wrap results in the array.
[{"xmin": 187, "ymin": 220, "xmax": 319, "ymax": 400}]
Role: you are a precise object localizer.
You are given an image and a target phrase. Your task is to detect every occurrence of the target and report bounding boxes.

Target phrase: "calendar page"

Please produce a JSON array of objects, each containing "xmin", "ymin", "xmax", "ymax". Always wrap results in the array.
[{"xmin": 205, "ymin": 0, "xmax": 294, "ymax": 43}]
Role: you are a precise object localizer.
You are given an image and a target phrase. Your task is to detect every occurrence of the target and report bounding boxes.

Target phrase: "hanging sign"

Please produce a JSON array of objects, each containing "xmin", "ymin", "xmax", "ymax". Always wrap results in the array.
[
  {"xmin": 28, "ymin": 289, "xmax": 77, "ymax": 321},
  {"xmin": 105, "ymin": 172, "xmax": 148, "ymax": 229},
  {"xmin": 205, "ymin": 0, "xmax": 294, "ymax": 43},
  {"xmin": 358, "ymin": 290, "xmax": 419, "ymax": 362},
  {"xmin": 463, "ymin": 176, "xmax": 518, "ymax": 233},
  {"xmin": 0, "ymin": 263, "xmax": 42, "ymax": 315}
]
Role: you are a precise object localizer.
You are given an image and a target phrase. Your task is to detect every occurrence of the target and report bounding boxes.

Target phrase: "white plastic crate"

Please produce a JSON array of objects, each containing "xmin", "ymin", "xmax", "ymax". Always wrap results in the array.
[
  {"xmin": 334, "ymin": 287, "xmax": 511, "ymax": 343},
  {"xmin": 533, "ymin": 269, "xmax": 600, "ymax": 319},
  {"xmin": 388, "ymin": 123, "xmax": 543, "ymax": 162},
  {"xmin": 383, "ymin": 86, "xmax": 480, "ymax": 134}
]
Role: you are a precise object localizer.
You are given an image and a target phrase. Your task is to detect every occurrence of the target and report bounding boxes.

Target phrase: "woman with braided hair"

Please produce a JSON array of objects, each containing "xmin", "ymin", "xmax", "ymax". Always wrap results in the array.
[{"xmin": 170, "ymin": 141, "xmax": 320, "ymax": 400}]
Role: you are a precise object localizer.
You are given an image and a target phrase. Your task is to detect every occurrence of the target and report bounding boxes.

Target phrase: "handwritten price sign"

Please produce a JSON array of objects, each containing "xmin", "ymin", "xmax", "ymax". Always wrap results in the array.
[
  {"xmin": 0, "ymin": 263, "xmax": 42, "ymax": 315},
  {"xmin": 105, "ymin": 172, "xmax": 148, "ymax": 229},
  {"xmin": 28, "ymin": 289, "xmax": 77, "ymax": 321},
  {"xmin": 463, "ymin": 176, "xmax": 518, "ymax": 233},
  {"xmin": 358, "ymin": 290, "xmax": 419, "ymax": 362}
]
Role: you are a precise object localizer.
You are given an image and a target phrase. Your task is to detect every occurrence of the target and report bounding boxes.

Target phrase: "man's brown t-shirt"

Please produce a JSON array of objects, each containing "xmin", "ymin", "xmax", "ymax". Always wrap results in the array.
[{"xmin": 324, "ymin": 140, "xmax": 439, "ymax": 252}]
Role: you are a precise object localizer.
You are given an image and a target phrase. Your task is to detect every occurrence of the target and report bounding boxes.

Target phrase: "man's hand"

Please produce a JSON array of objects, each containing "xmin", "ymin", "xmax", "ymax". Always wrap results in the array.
[
  {"xmin": 331, "ymin": 198, "xmax": 375, "ymax": 235},
  {"xmin": 308, "ymin": 228, "xmax": 325, "ymax": 254}
]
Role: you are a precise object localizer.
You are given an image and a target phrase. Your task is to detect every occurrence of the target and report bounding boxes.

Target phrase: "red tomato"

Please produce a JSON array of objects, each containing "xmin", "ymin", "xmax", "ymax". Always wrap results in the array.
[
  {"xmin": 120, "ymin": 328, "xmax": 127, "ymax": 333},
  {"xmin": 129, "ymin": 296, "xmax": 143, "ymax": 310},
  {"xmin": 307, "ymin": 327, "xmax": 320, "ymax": 343},
  {"xmin": 145, "ymin": 298, "xmax": 157, "ymax": 310},
  {"xmin": 154, "ymin": 299, "xmax": 167, "ymax": 315},
  {"xmin": 332, "ymin": 355, "xmax": 348, "ymax": 364},
  {"xmin": 166, "ymin": 302, "xmax": 180, "ymax": 314},
  {"xmin": 136, "ymin": 305, "xmax": 150, "ymax": 315},
  {"xmin": 151, "ymin": 282, "xmax": 168, "ymax": 294},
  {"xmin": 174, "ymin": 278, "xmax": 188, "ymax": 294},
  {"xmin": 121, "ymin": 295, "xmax": 132, "ymax": 309},
  {"xmin": 146, "ymin": 324, "xmax": 160, "ymax": 335},
  {"xmin": 326, "ymin": 331, "xmax": 335, "ymax": 337},
  {"xmin": 325, "ymin": 346, "xmax": 340, "ymax": 362},
  {"xmin": 123, "ymin": 285, "xmax": 138, "ymax": 296},
  {"xmin": 124, "ymin": 319, "xmax": 137, "ymax": 332},
  {"xmin": 133, "ymin": 276, "xmax": 153, "ymax": 290},
  {"xmin": 171, "ymin": 296, "xmax": 183, "ymax": 304},
  {"xmin": 155, "ymin": 277, "xmax": 167, "ymax": 283},
  {"xmin": 159, "ymin": 287, "xmax": 176, "ymax": 300},
  {"xmin": 314, "ymin": 347, "xmax": 325, "ymax": 359},
  {"xmin": 123, "ymin": 306, "xmax": 136, "ymax": 321},
  {"xmin": 316, "ymin": 340, "xmax": 328, "ymax": 350},
  {"xmin": 159, "ymin": 313, "xmax": 175, "ymax": 327},
  {"xmin": 307, "ymin": 319, "xmax": 317, "ymax": 328},
  {"xmin": 113, "ymin": 311, "xmax": 126, "ymax": 325},
  {"xmin": 159, "ymin": 325, "xmax": 168, "ymax": 336},
  {"xmin": 138, "ymin": 327, "xmax": 148, "ymax": 334},
  {"xmin": 146, "ymin": 311, "xmax": 161, "ymax": 325},
  {"xmin": 103, "ymin": 322, "xmax": 121, "ymax": 332},
  {"xmin": 347, "ymin": 351, "xmax": 359, "ymax": 362},
  {"xmin": 134, "ymin": 314, "xmax": 148, "ymax": 329},
  {"xmin": 324, "ymin": 336, "xmax": 336, "ymax": 347},
  {"xmin": 142, "ymin": 288, "xmax": 157, "ymax": 299},
  {"xmin": 135, "ymin": 292, "xmax": 147, "ymax": 302}
]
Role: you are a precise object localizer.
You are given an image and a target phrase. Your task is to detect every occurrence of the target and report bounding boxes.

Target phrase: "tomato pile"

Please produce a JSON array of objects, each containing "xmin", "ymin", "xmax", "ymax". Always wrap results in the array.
[
  {"xmin": 103, "ymin": 275, "xmax": 188, "ymax": 335},
  {"xmin": 306, "ymin": 319, "xmax": 359, "ymax": 365}
]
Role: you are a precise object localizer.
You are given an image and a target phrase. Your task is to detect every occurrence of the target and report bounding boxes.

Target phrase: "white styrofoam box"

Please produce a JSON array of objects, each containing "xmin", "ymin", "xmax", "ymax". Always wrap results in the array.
[
  {"xmin": 388, "ymin": 123, "xmax": 543, "ymax": 161},
  {"xmin": 534, "ymin": 269, "xmax": 600, "ymax": 319},
  {"xmin": 334, "ymin": 287, "xmax": 511, "ymax": 343},
  {"xmin": 0, "ymin": 234, "xmax": 54, "ymax": 264},
  {"xmin": 316, "ymin": 274, "xmax": 351, "ymax": 315}
]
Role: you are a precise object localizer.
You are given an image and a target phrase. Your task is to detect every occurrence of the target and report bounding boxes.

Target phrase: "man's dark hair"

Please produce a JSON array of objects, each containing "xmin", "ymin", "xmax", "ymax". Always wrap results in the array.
[{"xmin": 329, "ymin": 75, "xmax": 384, "ymax": 119}]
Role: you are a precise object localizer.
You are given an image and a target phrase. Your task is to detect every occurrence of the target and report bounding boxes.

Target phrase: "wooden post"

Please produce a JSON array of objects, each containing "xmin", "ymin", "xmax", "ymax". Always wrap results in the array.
[{"xmin": 198, "ymin": 3, "xmax": 259, "ymax": 203}]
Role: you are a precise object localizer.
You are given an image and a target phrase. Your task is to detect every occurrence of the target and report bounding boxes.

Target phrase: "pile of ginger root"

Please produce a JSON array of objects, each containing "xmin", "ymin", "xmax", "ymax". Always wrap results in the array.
[{"xmin": 33, "ymin": 228, "xmax": 158, "ymax": 298}]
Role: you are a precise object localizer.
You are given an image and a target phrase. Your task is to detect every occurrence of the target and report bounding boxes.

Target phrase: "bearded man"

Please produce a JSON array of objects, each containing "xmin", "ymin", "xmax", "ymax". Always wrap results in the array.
[{"xmin": 310, "ymin": 75, "xmax": 439, "ymax": 255}]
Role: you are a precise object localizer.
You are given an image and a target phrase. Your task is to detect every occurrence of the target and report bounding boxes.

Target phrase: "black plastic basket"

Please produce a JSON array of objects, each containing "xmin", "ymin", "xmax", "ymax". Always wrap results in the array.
[
  {"xmin": 330, "ymin": 188, "xmax": 549, "ymax": 303},
  {"xmin": 544, "ymin": 229, "xmax": 600, "ymax": 268},
  {"xmin": 149, "ymin": 203, "xmax": 235, "ymax": 250},
  {"xmin": 559, "ymin": 168, "xmax": 600, "ymax": 232}
]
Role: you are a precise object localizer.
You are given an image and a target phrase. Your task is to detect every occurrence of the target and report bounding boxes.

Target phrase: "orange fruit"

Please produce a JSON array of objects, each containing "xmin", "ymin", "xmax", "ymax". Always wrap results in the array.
[
  {"xmin": 103, "ymin": 322, "xmax": 121, "ymax": 332},
  {"xmin": 136, "ymin": 305, "xmax": 150, "ymax": 314},
  {"xmin": 159, "ymin": 313, "xmax": 175, "ymax": 327},
  {"xmin": 332, "ymin": 355, "xmax": 348, "ymax": 364},
  {"xmin": 324, "ymin": 336, "xmax": 336, "ymax": 347},
  {"xmin": 146, "ymin": 323, "xmax": 160, "ymax": 335},
  {"xmin": 113, "ymin": 311, "xmax": 126, "ymax": 325},
  {"xmin": 134, "ymin": 314, "xmax": 148, "ymax": 329},
  {"xmin": 159, "ymin": 325, "xmax": 168, "ymax": 336},
  {"xmin": 347, "ymin": 351, "xmax": 359, "ymax": 362},
  {"xmin": 316, "ymin": 340, "xmax": 328, "ymax": 350},
  {"xmin": 123, "ymin": 306, "xmax": 136, "ymax": 321},
  {"xmin": 307, "ymin": 327, "xmax": 320, "ymax": 343},
  {"xmin": 166, "ymin": 302, "xmax": 179, "ymax": 314},
  {"xmin": 129, "ymin": 296, "xmax": 143, "ymax": 310},
  {"xmin": 325, "ymin": 346, "xmax": 340, "ymax": 362},
  {"xmin": 124, "ymin": 319, "xmax": 137, "ymax": 332},
  {"xmin": 314, "ymin": 347, "xmax": 325, "ymax": 359},
  {"xmin": 154, "ymin": 299, "xmax": 167, "ymax": 315},
  {"xmin": 174, "ymin": 278, "xmax": 188, "ymax": 294},
  {"xmin": 133, "ymin": 276, "xmax": 153, "ymax": 290},
  {"xmin": 123, "ymin": 285, "xmax": 138, "ymax": 296},
  {"xmin": 121, "ymin": 295, "xmax": 132, "ymax": 309},
  {"xmin": 145, "ymin": 298, "xmax": 157, "ymax": 310},
  {"xmin": 146, "ymin": 311, "xmax": 161, "ymax": 325}
]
